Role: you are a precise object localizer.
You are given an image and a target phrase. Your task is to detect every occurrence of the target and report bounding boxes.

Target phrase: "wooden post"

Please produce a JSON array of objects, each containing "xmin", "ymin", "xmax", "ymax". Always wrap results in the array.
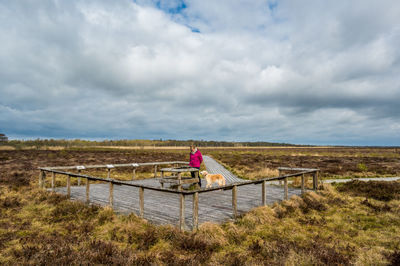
[
  {"xmin": 279, "ymin": 169, "xmax": 282, "ymax": 186},
  {"xmin": 154, "ymin": 165, "xmax": 157, "ymax": 178},
  {"xmin": 41, "ymin": 171, "xmax": 46, "ymax": 189},
  {"xmin": 38, "ymin": 170, "xmax": 43, "ymax": 188},
  {"xmin": 301, "ymin": 174, "xmax": 305, "ymax": 194},
  {"xmin": 139, "ymin": 187, "xmax": 144, "ymax": 218},
  {"xmin": 312, "ymin": 172, "xmax": 315, "ymax": 190},
  {"xmin": 284, "ymin": 177, "xmax": 288, "ymax": 200},
  {"xmin": 193, "ymin": 192, "xmax": 199, "ymax": 231},
  {"xmin": 232, "ymin": 185, "xmax": 237, "ymax": 219},
  {"xmin": 179, "ymin": 193, "xmax": 185, "ymax": 231},
  {"xmin": 86, "ymin": 179, "xmax": 90, "ymax": 204},
  {"xmin": 132, "ymin": 168, "xmax": 136, "ymax": 180},
  {"xmin": 109, "ymin": 182, "xmax": 114, "ymax": 207},
  {"xmin": 313, "ymin": 171, "xmax": 318, "ymax": 190},
  {"xmin": 107, "ymin": 168, "xmax": 111, "ymax": 179},
  {"xmin": 160, "ymin": 171, "xmax": 164, "ymax": 188},
  {"xmin": 51, "ymin": 172, "xmax": 55, "ymax": 192},
  {"xmin": 77, "ymin": 170, "xmax": 81, "ymax": 186},
  {"xmin": 177, "ymin": 172, "xmax": 182, "ymax": 191},
  {"xmin": 195, "ymin": 170, "xmax": 200, "ymax": 188},
  {"xmin": 262, "ymin": 180, "xmax": 267, "ymax": 206},
  {"xmin": 67, "ymin": 175, "xmax": 71, "ymax": 199}
]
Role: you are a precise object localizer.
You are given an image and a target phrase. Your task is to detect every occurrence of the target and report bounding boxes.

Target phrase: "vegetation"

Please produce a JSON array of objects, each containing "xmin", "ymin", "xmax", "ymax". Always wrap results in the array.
[
  {"xmin": 1, "ymin": 138, "xmax": 297, "ymax": 149},
  {"xmin": 1, "ymin": 147, "xmax": 400, "ymax": 264}
]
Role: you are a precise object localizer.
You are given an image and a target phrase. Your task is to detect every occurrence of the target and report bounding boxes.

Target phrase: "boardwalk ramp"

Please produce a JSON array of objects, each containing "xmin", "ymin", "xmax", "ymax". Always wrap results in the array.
[{"xmin": 202, "ymin": 155, "xmax": 244, "ymax": 184}]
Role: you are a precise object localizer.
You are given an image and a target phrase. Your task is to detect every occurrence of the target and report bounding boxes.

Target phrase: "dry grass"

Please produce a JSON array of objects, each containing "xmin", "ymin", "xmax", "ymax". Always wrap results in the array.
[{"xmin": 243, "ymin": 167, "xmax": 279, "ymax": 180}]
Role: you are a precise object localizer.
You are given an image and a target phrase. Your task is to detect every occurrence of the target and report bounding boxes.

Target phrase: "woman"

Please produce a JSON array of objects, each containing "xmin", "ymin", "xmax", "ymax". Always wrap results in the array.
[{"xmin": 189, "ymin": 144, "xmax": 203, "ymax": 186}]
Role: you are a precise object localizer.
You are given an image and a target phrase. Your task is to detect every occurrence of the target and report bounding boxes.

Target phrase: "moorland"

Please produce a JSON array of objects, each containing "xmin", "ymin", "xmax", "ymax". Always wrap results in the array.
[{"xmin": 0, "ymin": 146, "xmax": 399, "ymax": 265}]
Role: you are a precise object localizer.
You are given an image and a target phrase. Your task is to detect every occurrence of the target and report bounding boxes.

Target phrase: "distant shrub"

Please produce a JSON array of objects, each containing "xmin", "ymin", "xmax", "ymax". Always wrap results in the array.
[{"xmin": 357, "ymin": 163, "xmax": 368, "ymax": 172}]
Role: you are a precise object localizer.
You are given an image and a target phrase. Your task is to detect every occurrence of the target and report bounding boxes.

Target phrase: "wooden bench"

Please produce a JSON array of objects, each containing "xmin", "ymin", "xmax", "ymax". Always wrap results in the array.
[{"xmin": 160, "ymin": 167, "xmax": 200, "ymax": 190}]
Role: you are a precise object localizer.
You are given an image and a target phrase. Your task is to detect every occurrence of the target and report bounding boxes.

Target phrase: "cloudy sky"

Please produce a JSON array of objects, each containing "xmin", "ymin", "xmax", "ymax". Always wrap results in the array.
[{"xmin": 1, "ymin": 0, "xmax": 399, "ymax": 145}]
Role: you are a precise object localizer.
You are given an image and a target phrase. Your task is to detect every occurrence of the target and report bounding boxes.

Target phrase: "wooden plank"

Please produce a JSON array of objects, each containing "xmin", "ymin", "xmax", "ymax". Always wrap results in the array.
[
  {"xmin": 109, "ymin": 182, "xmax": 114, "ymax": 207},
  {"xmin": 139, "ymin": 187, "xmax": 144, "ymax": 218},
  {"xmin": 262, "ymin": 180, "xmax": 266, "ymax": 206},
  {"xmin": 284, "ymin": 177, "xmax": 288, "ymax": 200},
  {"xmin": 232, "ymin": 185, "xmax": 237, "ymax": 219},
  {"xmin": 179, "ymin": 193, "xmax": 185, "ymax": 231},
  {"xmin": 193, "ymin": 192, "xmax": 198, "ymax": 231},
  {"xmin": 86, "ymin": 179, "xmax": 90, "ymax": 204}
]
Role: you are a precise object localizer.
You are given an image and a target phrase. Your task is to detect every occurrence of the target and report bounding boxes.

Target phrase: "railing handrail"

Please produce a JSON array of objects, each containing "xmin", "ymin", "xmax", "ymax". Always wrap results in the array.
[
  {"xmin": 39, "ymin": 161, "xmax": 189, "ymax": 171},
  {"xmin": 39, "ymin": 167, "xmax": 319, "ymax": 195},
  {"xmin": 278, "ymin": 167, "xmax": 319, "ymax": 171}
]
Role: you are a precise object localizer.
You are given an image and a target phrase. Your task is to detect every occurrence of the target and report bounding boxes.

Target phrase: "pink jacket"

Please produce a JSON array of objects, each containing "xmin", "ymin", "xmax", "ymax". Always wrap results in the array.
[{"xmin": 189, "ymin": 150, "xmax": 203, "ymax": 168}]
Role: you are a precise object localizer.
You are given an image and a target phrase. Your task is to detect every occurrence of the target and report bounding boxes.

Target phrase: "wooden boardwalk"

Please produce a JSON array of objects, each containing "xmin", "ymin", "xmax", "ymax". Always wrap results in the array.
[
  {"xmin": 52, "ymin": 156, "xmax": 303, "ymax": 229},
  {"xmin": 55, "ymin": 180, "xmax": 300, "ymax": 229},
  {"xmin": 203, "ymin": 155, "xmax": 244, "ymax": 183}
]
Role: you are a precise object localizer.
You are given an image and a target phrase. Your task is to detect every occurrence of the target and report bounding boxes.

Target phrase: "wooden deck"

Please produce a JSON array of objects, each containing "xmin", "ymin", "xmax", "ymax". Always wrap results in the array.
[
  {"xmin": 46, "ymin": 155, "xmax": 312, "ymax": 229},
  {"xmin": 54, "ymin": 179, "xmax": 301, "ymax": 229}
]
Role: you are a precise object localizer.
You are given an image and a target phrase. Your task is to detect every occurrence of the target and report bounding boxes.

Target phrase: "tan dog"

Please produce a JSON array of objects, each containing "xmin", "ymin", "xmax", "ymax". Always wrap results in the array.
[{"xmin": 200, "ymin": 171, "xmax": 226, "ymax": 188}]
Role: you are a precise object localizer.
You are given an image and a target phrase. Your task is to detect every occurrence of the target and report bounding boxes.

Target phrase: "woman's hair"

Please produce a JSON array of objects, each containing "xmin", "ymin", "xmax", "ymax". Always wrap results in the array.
[{"xmin": 190, "ymin": 143, "xmax": 197, "ymax": 149}]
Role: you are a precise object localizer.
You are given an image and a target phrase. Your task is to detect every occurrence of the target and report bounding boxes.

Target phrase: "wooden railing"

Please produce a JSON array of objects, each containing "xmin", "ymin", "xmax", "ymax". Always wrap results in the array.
[{"xmin": 38, "ymin": 162, "xmax": 319, "ymax": 231}]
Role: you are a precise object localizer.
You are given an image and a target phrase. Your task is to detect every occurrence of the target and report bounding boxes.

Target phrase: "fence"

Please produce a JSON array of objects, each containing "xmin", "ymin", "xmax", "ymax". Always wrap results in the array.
[{"xmin": 38, "ymin": 162, "xmax": 320, "ymax": 231}]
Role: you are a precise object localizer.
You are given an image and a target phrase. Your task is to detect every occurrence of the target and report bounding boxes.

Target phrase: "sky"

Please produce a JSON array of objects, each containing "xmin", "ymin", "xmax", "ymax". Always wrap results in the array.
[{"xmin": 0, "ymin": 0, "xmax": 400, "ymax": 146}]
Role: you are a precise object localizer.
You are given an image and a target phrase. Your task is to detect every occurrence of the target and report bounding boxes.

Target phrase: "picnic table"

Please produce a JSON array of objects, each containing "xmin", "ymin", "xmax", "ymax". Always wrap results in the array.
[{"xmin": 160, "ymin": 166, "xmax": 200, "ymax": 190}]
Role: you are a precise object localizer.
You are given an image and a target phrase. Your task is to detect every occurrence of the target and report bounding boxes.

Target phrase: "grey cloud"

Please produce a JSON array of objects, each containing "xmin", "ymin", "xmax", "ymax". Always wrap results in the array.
[{"xmin": 1, "ymin": 0, "xmax": 400, "ymax": 145}]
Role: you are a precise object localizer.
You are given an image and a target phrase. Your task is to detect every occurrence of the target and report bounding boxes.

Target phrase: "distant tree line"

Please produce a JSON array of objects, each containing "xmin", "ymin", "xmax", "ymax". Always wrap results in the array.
[
  {"xmin": 157, "ymin": 139, "xmax": 297, "ymax": 147},
  {"xmin": 3, "ymin": 138, "xmax": 300, "ymax": 148}
]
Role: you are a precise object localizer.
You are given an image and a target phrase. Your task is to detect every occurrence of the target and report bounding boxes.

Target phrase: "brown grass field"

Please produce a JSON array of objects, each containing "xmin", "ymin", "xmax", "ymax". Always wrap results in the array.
[{"xmin": 1, "ymin": 147, "xmax": 400, "ymax": 265}]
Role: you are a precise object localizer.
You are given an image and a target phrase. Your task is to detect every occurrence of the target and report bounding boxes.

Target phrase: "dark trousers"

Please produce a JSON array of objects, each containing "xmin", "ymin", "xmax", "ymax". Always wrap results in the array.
[{"xmin": 191, "ymin": 167, "xmax": 201, "ymax": 186}]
